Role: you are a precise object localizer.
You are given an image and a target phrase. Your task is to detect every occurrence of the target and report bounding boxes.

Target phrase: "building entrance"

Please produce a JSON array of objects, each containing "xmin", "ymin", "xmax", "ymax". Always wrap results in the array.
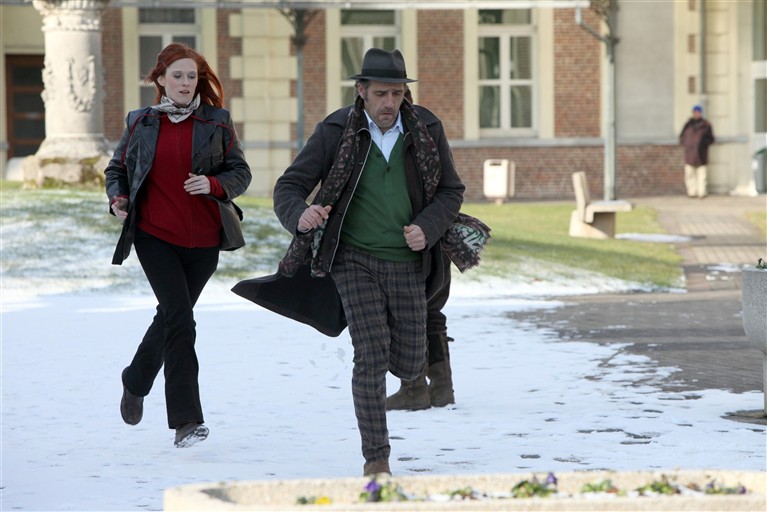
[{"xmin": 4, "ymin": 54, "xmax": 45, "ymax": 159}]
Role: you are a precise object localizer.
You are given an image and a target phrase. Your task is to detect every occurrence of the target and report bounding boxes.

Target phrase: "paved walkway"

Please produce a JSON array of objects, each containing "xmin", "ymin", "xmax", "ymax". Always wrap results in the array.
[
  {"xmin": 642, "ymin": 195, "xmax": 766, "ymax": 291},
  {"xmin": 508, "ymin": 194, "xmax": 767, "ymax": 423}
]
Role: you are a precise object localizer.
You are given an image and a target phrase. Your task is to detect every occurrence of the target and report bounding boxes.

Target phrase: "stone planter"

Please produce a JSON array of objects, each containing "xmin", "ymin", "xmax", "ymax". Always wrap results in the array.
[
  {"xmin": 164, "ymin": 470, "xmax": 765, "ymax": 511},
  {"xmin": 742, "ymin": 266, "xmax": 767, "ymax": 416}
]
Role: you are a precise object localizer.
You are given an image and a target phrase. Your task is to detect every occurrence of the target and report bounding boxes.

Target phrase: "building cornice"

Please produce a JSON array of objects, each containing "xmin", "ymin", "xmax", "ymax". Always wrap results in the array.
[{"xmin": 6, "ymin": 0, "xmax": 590, "ymax": 9}]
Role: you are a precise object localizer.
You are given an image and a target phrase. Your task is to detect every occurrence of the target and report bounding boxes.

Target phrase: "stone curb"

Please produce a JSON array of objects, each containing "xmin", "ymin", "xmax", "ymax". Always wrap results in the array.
[{"xmin": 164, "ymin": 469, "xmax": 765, "ymax": 511}]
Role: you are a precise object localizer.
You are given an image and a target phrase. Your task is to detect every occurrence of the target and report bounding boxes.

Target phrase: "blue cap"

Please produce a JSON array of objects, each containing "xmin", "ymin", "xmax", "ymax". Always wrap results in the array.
[{"xmin": 693, "ymin": 105, "xmax": 703, "ymax": 113}]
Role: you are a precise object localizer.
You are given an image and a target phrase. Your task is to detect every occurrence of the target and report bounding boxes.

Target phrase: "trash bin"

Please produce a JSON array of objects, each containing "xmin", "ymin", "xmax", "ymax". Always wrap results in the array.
[
  {"xmin": 754, "ymin": 147, "xmax": 767, "ymax": 194},
  {"xmin": 483, "ymin": 159, "xmax": 515, "ymax": 204}
]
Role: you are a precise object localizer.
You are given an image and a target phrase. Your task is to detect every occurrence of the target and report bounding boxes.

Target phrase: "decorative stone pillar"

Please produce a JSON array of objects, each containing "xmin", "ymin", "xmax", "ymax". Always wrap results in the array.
[{"xmin": 24, "ymin": 0, "xmax": 110, "ymax": 187}]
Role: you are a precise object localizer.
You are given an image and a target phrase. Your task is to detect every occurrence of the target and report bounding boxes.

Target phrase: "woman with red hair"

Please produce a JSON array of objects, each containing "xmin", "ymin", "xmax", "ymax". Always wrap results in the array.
[{"xmin": 105, "ymin": 43, "xmax": 251, "ymax": 448}]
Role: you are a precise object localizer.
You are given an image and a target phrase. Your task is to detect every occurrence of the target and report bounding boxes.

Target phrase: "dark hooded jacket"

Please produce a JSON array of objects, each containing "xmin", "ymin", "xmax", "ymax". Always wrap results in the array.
[{"xmin": 105, "ymin": 103, "xmax": 251, "ymax": 265}]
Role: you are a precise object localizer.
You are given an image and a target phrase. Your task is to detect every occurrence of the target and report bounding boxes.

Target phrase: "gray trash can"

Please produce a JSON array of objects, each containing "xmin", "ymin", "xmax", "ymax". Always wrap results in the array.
[{"xmin": 754, "ymin": 147, "xmax": 767, "ymax": 194}]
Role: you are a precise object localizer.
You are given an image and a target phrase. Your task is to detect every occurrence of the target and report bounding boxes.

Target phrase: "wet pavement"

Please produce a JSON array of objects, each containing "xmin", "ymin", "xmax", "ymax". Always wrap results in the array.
[{"xmin": 507, "ymin": 194, "xmax": 767, "ymax": 424}]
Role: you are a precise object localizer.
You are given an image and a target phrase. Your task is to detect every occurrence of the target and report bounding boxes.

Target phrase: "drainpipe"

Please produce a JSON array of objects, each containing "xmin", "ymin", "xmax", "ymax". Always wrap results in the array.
[
  {"xmin": 700, "ymin": 0, "xmax": 707, "ymax": 112},
  {"xmin": 279, "ymin": 9, "xmax": 317, "ymax": 152},
  {"xmin": 576, "ymin": 2, "xmax": 618, "ymax": 201}
]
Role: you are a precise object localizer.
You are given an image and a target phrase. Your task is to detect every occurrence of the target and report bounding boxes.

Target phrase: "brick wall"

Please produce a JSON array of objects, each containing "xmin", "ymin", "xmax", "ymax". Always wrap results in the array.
[
  {"xmin": 417, "ymin": 10, "xmax": 464, "ymax": 140},
  {"xmin": 616, "ymin": 144, "xmax": 686, "ymax": 196},
  {"xmin": 448, "ymin": 8, "xmax": 687, "ymax": 202},
  {"xmin": 102, "ymin": 8, "xmax": 124, "ymax": 142},
  {"xmin": 553, "ymin": 8, "xmax": 601, "ymax": 138},
  {"xmin": 285, "ymin": 7, "xmax": 687, "ymax": 201},
  {"xmin": 297, "ymin": 10, "xmax": 327, "ymax": 144},
  {"xmin": 453, "ymin": 144, "xmax": 685, "ymax": 201}
]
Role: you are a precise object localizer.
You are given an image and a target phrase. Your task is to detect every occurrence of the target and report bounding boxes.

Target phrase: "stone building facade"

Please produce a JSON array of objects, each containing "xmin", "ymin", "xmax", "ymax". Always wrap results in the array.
[{"xmin": 0, "ymin": 0, "xmax": 764, "ymax": 199}]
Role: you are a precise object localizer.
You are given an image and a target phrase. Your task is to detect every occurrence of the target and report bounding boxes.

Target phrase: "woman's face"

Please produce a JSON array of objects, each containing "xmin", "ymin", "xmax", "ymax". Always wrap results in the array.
[{"xmin": 158, "ymin": 58, "xmax": 198, "ymax": 106}]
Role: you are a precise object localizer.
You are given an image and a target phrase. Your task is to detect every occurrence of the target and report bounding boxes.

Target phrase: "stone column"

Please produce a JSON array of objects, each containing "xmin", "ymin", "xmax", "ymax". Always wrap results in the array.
[{"xmin": 24, "ymin": 0, "xmax": 110, "ymax": 187}]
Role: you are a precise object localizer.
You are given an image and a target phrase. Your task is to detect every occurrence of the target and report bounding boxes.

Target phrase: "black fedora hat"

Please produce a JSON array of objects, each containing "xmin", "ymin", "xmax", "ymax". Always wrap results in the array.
[{"xmin": 349, "ymin": 48, "xmax": 417, "ymax": 83}]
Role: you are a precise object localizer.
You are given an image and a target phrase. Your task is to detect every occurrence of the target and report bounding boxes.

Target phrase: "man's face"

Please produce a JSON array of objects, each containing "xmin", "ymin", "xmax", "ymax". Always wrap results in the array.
[
  {"xmin": 692, "ymin": 109, "xmax": 702, "ymax": 120},
  {"xmin": 358, "ymin": 81, "xmax": 406, "ymax": 131}
]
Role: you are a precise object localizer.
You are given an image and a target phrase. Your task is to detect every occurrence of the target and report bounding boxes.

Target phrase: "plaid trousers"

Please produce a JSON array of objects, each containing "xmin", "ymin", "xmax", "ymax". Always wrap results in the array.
[{"xmin": 331, "ymin": 244, "xmax": 428, "ymax": 463}]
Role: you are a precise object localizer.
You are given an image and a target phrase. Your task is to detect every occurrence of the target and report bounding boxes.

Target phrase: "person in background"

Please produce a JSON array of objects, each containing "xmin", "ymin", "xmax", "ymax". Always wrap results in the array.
[
  {"xmin": 679, "ymin": 105, "xmax": 715, "ymax": 198},
  {"xmin": 272, "ymin": 48, "xmax": 465, "ymax": 476},
  {"xmin": 105, "ymin": 43, "xmax": 251, "ymax": 448}
]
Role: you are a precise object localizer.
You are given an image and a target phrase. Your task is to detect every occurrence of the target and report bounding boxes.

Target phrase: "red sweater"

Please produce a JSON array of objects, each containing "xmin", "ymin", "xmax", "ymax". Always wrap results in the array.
[{"xmin": 138, "ymin": 116, "xmax": 225, "ymax": 248}]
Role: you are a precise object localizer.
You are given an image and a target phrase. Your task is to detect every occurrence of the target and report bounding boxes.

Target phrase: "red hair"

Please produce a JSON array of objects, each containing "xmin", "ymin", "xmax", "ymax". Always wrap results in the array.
[{"xmin": 145, "ymin": 43, "xmax": 224, "ymax": 108}]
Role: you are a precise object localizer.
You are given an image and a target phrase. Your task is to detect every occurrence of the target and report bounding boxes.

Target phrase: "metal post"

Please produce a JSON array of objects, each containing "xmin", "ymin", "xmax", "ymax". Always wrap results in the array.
[
  {"xmin": 604, "ymin": 1, "xmax": 617, "ymax": 200},
  {"xmin": 700, "ymin": 0, "xmax": 707, "ymax": 113},
  {"xmin": 576, "ymin": 1, "xmax": 618, "ymax": 201},
  {"xmin": 279, "ymin": 7, "xmax": 316, "ymax": 152}
]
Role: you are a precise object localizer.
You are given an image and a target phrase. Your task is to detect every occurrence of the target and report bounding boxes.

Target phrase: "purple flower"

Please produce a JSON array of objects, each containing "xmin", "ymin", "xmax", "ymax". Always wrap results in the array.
[
  {"xmin": 365, "ymin": 480, "xmax": 381, "ymax": 493},
  {"xmin": 546, "ymin": 472, "xmax": 558, "ymax": 486}
]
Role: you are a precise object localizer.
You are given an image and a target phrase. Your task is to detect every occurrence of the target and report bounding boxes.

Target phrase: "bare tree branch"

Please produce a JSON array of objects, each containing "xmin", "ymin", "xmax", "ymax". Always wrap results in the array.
[
  {"xmin": 278, "ymin": 8, "xmax": 319, "ymax": 49},
  {"xmin": 588, "ymin": 0, "xmax": 618, "ymax": 45},
  {"xmin": 589, "ymin": 0, "xmax": 612, "ymax": 21}
]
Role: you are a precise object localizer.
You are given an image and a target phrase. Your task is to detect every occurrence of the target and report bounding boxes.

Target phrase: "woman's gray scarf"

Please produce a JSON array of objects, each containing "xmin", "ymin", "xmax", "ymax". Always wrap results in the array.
[
  {"xmin": 152, "ymin": 94, "xmax": 200, "ymax": 123},
  {"xmin": 278, "ymin": 96, "xmax": 490, "ymax": 277}
]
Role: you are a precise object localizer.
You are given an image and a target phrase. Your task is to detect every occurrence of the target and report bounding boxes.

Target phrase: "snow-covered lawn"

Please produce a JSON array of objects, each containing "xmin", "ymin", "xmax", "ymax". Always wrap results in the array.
[{"xmin": 1, "ymin": 189, "xmax": 764, "ymax": 511}]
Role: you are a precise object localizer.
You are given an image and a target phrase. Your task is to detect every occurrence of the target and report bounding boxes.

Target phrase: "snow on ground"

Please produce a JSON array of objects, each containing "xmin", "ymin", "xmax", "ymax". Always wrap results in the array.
[
  {"xmin": 2, "ymin": 274, "xmax": 765, "ymax": 511},
  {"xmin": 616, "ymin": 233, "xmax": 693, "ymax": 243},
  {"xmin": 1, "ymin": 190, "xmax": 764, "ymax": 511}
]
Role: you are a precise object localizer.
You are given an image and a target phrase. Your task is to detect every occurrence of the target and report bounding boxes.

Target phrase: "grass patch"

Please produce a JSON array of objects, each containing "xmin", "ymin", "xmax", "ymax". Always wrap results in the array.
[
  {"xmin": 0, "ymin": 182, "xmax": 684, "ymax": 291},
  {"xmin": 459, "ymin": 201, "xmax": 683, "ymax": 289},
  {"xmin": 241, "ymin": 195, "xmax": 683, "ymax": 289}
]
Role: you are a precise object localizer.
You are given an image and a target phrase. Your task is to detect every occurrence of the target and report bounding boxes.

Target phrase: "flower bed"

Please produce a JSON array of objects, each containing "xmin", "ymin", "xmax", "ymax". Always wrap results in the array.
[{"xmin": 164, "ymin": 469, "xmax": 765, "ymax": 511}]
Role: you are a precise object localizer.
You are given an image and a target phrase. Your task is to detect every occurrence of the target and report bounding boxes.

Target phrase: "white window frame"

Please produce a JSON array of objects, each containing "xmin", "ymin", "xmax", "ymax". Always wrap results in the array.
[
  {"xmin": 338, "ymin": 11, "xmax": 401, "ymax": 105},
  {"xmin": 137, "ymin": 12, "xmax": 199, "ymax": 106},
  {"xmin": 478, "ymin": 14, "xmax": 537, "ymax": 137}
]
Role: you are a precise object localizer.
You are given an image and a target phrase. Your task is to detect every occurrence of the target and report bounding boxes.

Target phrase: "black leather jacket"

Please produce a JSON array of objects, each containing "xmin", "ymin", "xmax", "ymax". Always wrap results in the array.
[{"xmin": 105, "ymin": 103, "xmax": 251, "ymax": 264}]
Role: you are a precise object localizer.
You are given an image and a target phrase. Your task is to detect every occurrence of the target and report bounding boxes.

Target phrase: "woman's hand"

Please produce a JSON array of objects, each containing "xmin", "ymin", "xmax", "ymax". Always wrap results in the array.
[
  {"xmin": 111, "ymin": 197, "xmax": 128, "ymax": 221},
  {"xmin": 184, "ymin": 173, "xmax": 211, "ymax": 195}
]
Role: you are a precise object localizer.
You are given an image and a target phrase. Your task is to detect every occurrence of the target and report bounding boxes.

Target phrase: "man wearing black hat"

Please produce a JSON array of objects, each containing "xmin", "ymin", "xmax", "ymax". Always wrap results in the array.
[{"xmin": 272, "ymin": 48, "xmax": 465, "ymax": 476}]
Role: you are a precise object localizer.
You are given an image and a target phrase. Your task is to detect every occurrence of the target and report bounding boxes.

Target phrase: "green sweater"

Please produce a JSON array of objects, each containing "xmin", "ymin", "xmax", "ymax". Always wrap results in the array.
[{"xmin": 340, "ymin": 135, "xmax": 420, "ymax": 262}]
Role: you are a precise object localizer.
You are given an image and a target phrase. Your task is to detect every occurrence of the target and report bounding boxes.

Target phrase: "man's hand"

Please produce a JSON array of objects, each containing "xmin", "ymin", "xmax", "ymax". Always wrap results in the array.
[
  {"xmin": 184, "ymin": 173, "xmax": 211, "ymax": 195},
  {"xmin": 298, "ymin": 205, "xmax": 332, "ymax": 232},
  {"xmin": 111, "ymin": 197, "xmax": 128, "ymax": 221},
  {"xmin": 404, "ymin": 224, "xmax": 426, "ymax": 251}
]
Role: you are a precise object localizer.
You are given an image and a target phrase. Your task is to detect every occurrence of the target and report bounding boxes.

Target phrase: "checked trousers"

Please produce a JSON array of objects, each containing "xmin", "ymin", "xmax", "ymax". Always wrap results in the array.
[{"xmin": 331, "ymin": 244, "xmax": 428, "ymax": 463}]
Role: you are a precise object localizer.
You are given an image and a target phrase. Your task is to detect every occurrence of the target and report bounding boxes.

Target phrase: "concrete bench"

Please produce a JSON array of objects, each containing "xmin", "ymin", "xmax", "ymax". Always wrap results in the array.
[{"xmin": 569, "ymin": 171, "xmax": 633, "ymax": 239}]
